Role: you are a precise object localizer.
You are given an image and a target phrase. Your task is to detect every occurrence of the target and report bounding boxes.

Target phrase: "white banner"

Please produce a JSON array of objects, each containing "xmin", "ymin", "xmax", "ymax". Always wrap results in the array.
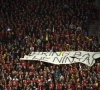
[{"xmin": 20, "ymin": 51, "xmax": 100, "ymax": 66}]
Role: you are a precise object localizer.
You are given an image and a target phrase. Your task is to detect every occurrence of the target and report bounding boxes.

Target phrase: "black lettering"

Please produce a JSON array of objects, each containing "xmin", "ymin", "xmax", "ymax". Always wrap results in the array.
[
  {"xmin": 49, "ymin": 52, "xmax": 53, "ymax": 56},
  {"xmin": 90, "ymin": 59, "xmax": 95, "ymax": 66},
  {"xmin": 82, "ymin": 53, "xmax": 90, "ymax": 57},
  {"xmin": 40, "ymin": 52, "xmax": 47, "ymax": 56},
  {"xmin": 52, "ymin": 52, "xmax": 62, "ymax": 56},
  {"xmin": 75, "ymin": 57, "xmax": 81, "ymax": 61},
  {"xmin": 32, "ymin": 56, "xmax": 42, "ymax": 60},
  {"xmin": 42, "ymin": 57, "xmax": 50, "ymax": 61},
  {"xmin": 53, "ymin": 57, "xmax": 63, "ymax": 63},
  {"xmin": 61, "ymin": 56, "xmax": 66, "ymax": 63},
  {"xmin": 71, "ymin": 57, "xmax": 76, "ymax": 63},
  {"xmin": 82, "ymin": 53, "xmax": 90, "ymax": 64},
  {"xmin": 36, "ymin": 52, "xmax": 41, "ymax": 55},
  {"xmin": 62, "ymin": 55, "xmax": 82, "ymax": 64},
  {"xmin": 65, "ymin": 57, "xmax": 72, "ymax": 63},
  {"xmin": 92, "ymin": 52, "xmax": 100, "ymax": 60},
  {"xmin": 61, "ymin": 56, "xmax": 70, "ymax": 63},
  {"xmin": 73, "ymin": 52, "xmax": 81, "ymax": 57},
  {"xmin": 91, "ymin": 52, "xmax": 100, "ymax": 66},
  {"xmin": 30, "ymin": 52, "xmax": 36, "ymax": 56},
  {"xmin": 61, "ymin": 55, "xmax": 74, "ymax": 64}
]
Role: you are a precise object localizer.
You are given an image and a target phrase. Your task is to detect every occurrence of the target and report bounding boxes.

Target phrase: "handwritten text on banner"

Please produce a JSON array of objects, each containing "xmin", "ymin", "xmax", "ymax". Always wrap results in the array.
[{"xmin": 20, "ymin": 51, "xmax": 100, "ymax": 66}]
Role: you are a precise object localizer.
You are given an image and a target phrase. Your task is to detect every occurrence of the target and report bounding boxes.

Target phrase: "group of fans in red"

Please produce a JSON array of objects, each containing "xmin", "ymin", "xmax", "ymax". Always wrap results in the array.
[{"xmin": 0, "ymin": 0, "xmax": 100, "ymax": 90}]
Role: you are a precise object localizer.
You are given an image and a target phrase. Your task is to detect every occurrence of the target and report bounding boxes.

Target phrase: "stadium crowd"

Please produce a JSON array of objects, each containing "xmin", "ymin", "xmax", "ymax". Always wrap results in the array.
[{"xmin": 0, "ymin": 0, "xmax": 100, "ymax": 90}]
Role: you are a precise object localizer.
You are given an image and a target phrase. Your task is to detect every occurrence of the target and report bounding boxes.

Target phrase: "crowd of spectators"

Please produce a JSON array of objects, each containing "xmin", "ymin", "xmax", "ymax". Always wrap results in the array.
[{"xmin": 0, "ymin": 0, "xmax": 100, "ymax": 90}]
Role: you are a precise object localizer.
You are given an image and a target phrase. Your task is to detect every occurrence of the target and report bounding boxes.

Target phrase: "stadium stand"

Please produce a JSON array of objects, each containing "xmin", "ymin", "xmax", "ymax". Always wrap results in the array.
[{"xmin": 0, "ymin": 0, "xmax": 100, "ymax": 90}]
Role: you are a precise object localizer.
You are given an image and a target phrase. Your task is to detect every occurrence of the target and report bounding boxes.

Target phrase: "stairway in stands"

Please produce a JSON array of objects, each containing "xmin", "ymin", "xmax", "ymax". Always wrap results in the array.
[{"xmin": 88, "ymin": 21, "xmax": 100, "ymax": 36}]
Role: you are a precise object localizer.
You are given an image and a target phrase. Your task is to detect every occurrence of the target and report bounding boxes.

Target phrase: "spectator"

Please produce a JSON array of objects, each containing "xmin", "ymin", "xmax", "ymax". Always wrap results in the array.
[{"xmin": 0, "ymin": 0, "xmax": 100, "ymax": 90}]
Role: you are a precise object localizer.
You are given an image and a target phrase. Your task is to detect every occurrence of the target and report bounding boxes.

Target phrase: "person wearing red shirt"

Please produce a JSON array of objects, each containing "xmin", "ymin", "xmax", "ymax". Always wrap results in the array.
[
  {"xmin": 38, "ymin": 82, "xmax": 44, "ymax": 90},
  {"xmin": 67, "ymin": 84, "xmax": 73, "ymax": 90}
]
